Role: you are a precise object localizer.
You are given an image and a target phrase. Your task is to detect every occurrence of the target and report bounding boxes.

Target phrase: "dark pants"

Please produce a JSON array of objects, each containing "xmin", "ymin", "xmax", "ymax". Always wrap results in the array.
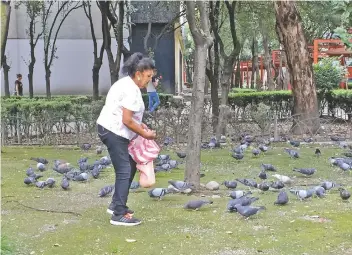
[{"xmin": 97, "ymin": 124, "xmax": 137, "ymax": 216}]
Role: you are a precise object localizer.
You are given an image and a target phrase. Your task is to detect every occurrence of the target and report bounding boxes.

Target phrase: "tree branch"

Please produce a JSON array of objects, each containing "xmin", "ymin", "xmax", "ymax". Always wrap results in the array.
[
  {"xmin": 83, "ymin": 1, "xmax": 97, "ymax": 59},
  {"xmin": 209, "ymin": 1, "xmax": 225, "ymax": 58}
]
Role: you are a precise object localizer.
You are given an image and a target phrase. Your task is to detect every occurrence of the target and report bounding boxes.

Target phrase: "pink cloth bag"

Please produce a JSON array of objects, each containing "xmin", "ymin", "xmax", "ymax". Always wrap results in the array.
[{"xmin": 128, "ymin": 133, "xmax": 160, "ymax": 188}]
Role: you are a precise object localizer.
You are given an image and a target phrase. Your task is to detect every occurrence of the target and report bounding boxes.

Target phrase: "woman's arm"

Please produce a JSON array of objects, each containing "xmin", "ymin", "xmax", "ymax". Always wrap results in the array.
[
  {"xmin": 122, "ymin": 108, "xmax": 156, "ymax": 139},
  {"xmin": 15, "ymin": 81, "xmax": 19, "ymax": 94}
]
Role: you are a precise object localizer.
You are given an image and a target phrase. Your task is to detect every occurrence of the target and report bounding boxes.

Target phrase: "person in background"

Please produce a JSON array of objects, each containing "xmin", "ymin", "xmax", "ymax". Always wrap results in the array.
[
  {"xmin": 14, "ymin": 74, "xmax": 23, "ymax": 96},
  {"xmin": 146, "ymin": 69, "xmax": 160, "ymax": 113},
  {"xmin": 96, "ymin": 52, "xmax": 156, "ymax": 226}
]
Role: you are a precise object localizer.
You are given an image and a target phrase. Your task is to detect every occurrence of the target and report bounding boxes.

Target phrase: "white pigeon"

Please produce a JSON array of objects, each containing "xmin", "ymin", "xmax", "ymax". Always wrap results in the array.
[{"xmin": 272, "ymin": 174, "xmax": 293, "ymax": 185}]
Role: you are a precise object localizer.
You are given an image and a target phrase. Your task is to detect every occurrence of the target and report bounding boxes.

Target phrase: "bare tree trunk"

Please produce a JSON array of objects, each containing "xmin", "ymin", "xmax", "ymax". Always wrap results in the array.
[
  {"xmin": 184, "ymin": 1, "xmax": 213, "ymax": 189},
  {"xmin": 2, "ymin": 55, "xmax": 10, "ymax": 97},
  {"xmin": 274, "ymin": 0, "xmax": 319, "ymax": 135},
  {"xmin": 261, "ymin": 26, "xmax": 274, "ymax": 90},
  {"xmin": 251, "ymin": 36, "xmax": 258, "ymax": 89},
  {"xmin": 45, "ymin": 70, "xmax": 51, "ymax": 99},
  {"xmin": 1, "ymin": 1, "xmax": 11, "ymax": 66},
  {"xmin": 234, "ymin": 59, "xmax": 241, "ymax": 88}
]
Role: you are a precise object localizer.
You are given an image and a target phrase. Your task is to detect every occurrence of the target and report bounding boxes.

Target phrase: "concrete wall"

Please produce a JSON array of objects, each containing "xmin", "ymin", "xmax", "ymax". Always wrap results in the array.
[{"xmin": 1, "ymin": 1, "xmax": 130, "ymax": 96}]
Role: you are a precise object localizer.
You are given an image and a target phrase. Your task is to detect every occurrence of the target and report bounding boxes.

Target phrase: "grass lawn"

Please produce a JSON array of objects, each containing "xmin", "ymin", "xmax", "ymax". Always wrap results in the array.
[{"xmin": 1, "ymin": 144, "xmax": 352, "ymax": 255}]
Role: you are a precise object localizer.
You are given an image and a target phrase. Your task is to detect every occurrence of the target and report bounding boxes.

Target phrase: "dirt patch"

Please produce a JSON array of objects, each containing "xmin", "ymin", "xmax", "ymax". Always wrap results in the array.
[{"xmin": 300, "ymin": 215, "xmax": 331, "ymax": 223}]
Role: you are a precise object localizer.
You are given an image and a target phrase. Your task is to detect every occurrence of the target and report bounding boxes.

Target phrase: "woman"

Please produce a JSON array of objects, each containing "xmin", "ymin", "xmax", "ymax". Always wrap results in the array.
[
  {"xmin": 97, "ymin": 52, "xmax": 156, "ymax": 226},
  {"xmin": 146, "ymin": 69, "xmax": 160, "ymax": 113},
  {"xmin": 14, "ymin": 74, "xmax": 23, "ymax": 96}
]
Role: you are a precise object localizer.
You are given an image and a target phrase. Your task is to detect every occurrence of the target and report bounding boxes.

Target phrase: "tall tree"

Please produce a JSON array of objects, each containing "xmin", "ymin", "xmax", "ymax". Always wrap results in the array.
[
  {"xmin": 184, "ymin": 0, "xmax": 213, "ymax": 188},
  {"xmin": 83, "ymin": 1, "xmax": 104, "ymax": 100},
  {"xmin": 41, "ymin": 1, "xmax": 82, "ymax": 99},
  {"xmin": 1, "ymin": 0, "xmax": 11, "ymax": 97},
  {"xmin": 16, "ymin": 1, "xmax": 43, "ymax": 98},
  {"xmin": 274, "ymin": 1, "xmax": 320, "ymax": 135}
]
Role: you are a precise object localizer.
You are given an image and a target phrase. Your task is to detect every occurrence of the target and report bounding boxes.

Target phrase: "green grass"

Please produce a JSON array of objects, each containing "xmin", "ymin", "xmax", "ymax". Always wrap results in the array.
[{"xmin": 1, "ymin": 145, "xmax": 352, "ymax": 255}]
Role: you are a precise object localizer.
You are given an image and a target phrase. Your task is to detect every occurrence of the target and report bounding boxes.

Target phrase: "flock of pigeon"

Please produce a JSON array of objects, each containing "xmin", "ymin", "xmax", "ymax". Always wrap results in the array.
[{"xmin": 22, "ymin": 135, "xmax": 352, "ymax": 219}]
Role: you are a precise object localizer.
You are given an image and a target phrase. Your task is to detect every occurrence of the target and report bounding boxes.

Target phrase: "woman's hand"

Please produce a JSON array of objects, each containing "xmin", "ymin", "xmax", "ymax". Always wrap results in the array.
[
  {"xmin": 141, "ymin": 123, "xmax": 148, "ymax": 130},
  {"xmin": 142, "ymin": 129, "xmax": 156, "ymax": 140}
]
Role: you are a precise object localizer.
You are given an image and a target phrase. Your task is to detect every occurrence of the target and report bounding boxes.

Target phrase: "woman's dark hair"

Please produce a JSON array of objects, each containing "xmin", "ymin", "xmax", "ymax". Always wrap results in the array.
[
  {"xmin": 16, "ymin": 74, "xmax": 22, "ymax": 78},
  {"xmin": 122, "ymin": 52, "xmax": 155, "ymax": 77}
]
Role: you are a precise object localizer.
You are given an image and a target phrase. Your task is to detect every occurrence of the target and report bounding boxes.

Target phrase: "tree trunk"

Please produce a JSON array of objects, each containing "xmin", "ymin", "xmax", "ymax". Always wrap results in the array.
[
  {"xmin": 2, "ymin": 55, "xmax": 10, "ymax": 97},
  {"xmin": 210, "ymin": 43, "xmax": 220, "ymax": 134},
  {"xmin": 274, "ymin": 0, "xmax": 319, "ymax": 135},
  {"xmin": 92, "ymin": 64, "xmax": 100, "ymax": 100},
  {"xmin": 251, "ymin": 36, "xmax": 258, "ymax": 89},
  {"xmin": 1, "ymin": 1, "xmax": 11, "ymax": 66},
  {"xmin": 262, "ymin": 28, "xmax": 274, "ymax": 90},
  {"xmin": 234, "ymin": 59, "xmax": 241, "ymax": 88},
  {"xmin": 28, "ymin": 63, "xmax": 34, "ymax": 98},
  {"xmin": 184, "ymin": 1, "xmax": 213, "ymax": 189},
  {"xmin": 45, "ymin": 69, "xmax": 51, "ymax": 99}
]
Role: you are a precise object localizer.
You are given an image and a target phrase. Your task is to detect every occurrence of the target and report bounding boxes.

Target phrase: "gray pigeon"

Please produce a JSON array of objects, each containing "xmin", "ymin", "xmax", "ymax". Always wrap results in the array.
[
  {"xmin": 233, "ymin": 146, "xmax": 244, "ymax": 154},
  {"xmin": 184, "ymin": 200, "xmax": 213, "ymax": 210},
  {"xmin": 258, "ymin": 170, "xmax": 267, "ymax": 180},
  {"xmin": 45, "ymin": 178, "xmax": 56, "ymax": 188},
  {"xmin": 168, "ymin": 180, "xmax": 194, "ymax": 192},
  {"xmin": 293, "ymin": 168, "xmax": 316, "ymax": 176},
  {"xmin": 61, "ymin": 177, "xmax": 70, "ymax": 190},
  {"xmin": 256, "ymin": 182, "xmax": 270, "ymax": 191},
  {"xmin": 73, "ymin": 172, "xmax": 89, "ymax": 182},
  {"xmin": 232, "ymin": 153, "xmax": 244, "ymax": 160},
  {"xmin": 53, "ymin": 163, "xmax": 71, "ymax": 174},
  {"xmin": 339, "ymin": 188, "xmax": 350, "ymax": 200},
  {"xmin": 233, "ymin": 204, "xmax": 266, "ymax": 218},
  {"xmin": 258, "ymin": 145, "xmax": 268, "ymax": 152},
  {"xmin": 321, "ymin": 181, "xmax": 339, "ymax": 191},
  {"xmin": 168, "ymin": 160, "xmax": 179, "ymax": 169},
  {"xmin": 30, "ymin": 157, "xmax": 48, "ymax": 164},
  {"xmin": 236, "ymin": 178, "xmax": 257, "ymax": 188},
  {"xmin": 96, "ymin": 146, "xmax": 103, "ymax": 155},
  {"xmin": 284, "ymin": 148, "xmax": 299, "ymax": 159},
  {"xmin": 130, "ymin": 181, "xmax": 140, "ymax": 189},
  {"xmin": 35, "ymin": 181, "xmax": 46, "ymax": 189},
  {"xmin": 176, "ymin": 152, "xmax": 186, "ymax": 159},
  {"xmin": 270, "ymin": 181, "xmax": 285, "ymax": 190},
  {"xmin": 229, "ymin": 190, "xmax": 251, "ymax": 199},
  {"xmin": 26, "ymin": 167, "xmax": 35, "ymax": 177},
  {"xmin": 91, "ymin": 166, "xmax": 101, "ymax": 179},
  {"xmin": 37, "ymin": 163, "xmax": 46, "ymax": 172},
  {"xmin": 252, "ymin": 148, "xmax": 260, "ymax": 156},
  {"xmin": 290, "ymin": 189, "xmax": 314, "ymax": 201},
  {"xmin": 99, "ymin": 184, "xmax": 114, "ymax": 197},
  {"xmin": 158, "ymin": 154, "xmax": 170, "ymax": 160},
  {"xmin": 261, "ymin": 164, "xmax": 276, "ymax": 171},
  {"xmin": 314, "ymin": 186, "xmax": 326, "ymax": 198},
  {"xmin": 24, "ymin": 177, "xmax": 36, "ymax": 185},
  {"xmin": 81, "ymin": 143, "xmax": 91, "ymax": 151},
  {"xmin": 77, "ymin": 157, "xmax": 88, "ymax": 164},
  {"xmin": 222, "ymin": 181, "xmax": 237, "ymax": 189},
  {"xmin": 274, "ymin": 190, "xmax": 289, "ymax": 205},
  {"xmin": 227, "ymin": 196, "xmax": 258, "ymax": 212},
  {"xmin": 148, "ymin": 188, "xmax": 169, "ymax": 200},
  {"xmin": 315, "ymin": 148, "xmax": 321, "ymax": 157}
]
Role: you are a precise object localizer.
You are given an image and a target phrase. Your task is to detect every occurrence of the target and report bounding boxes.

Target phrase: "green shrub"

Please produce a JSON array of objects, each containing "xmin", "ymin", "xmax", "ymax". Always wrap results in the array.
[{"xmin": 231, "ymin": 88, "xmax": 257, "ymax": 93}]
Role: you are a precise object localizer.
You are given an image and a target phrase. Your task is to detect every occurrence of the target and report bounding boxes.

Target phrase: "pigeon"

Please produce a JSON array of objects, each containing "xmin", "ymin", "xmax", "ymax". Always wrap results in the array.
[
  {"xmin": 219, "ymin": 135, "xmax": 227, "ymax": 143},
  {"xmin": 61, "ymin": 177, "xmax": 70, "ymax": 190},
  {"xmin": 168, "ymin": 160, "xmax": 179, "ymax": 169},
  {"xmin": 24, "ymin": 177, "xmax": 36, "ymax": 185},
  {"xmin": 258, "ymin": 145, "xmax": 268, "ymax": 152},
  {"xmin": 99, "ymin": 156, "xmax": 111, "ymax": 166},
  {"xmin": 303, "ymin": 137, "xmax": 313, "ymax": 143},
  {"xmin": 256, "ymin": 182, "xmax": 270, "ymax": 191},
  {"xmin": 91, "ymin": 166, "xmax": 101, "ymax": 179},
  {"xmin": 227, "ymin": 196, "xmax": 259, "ymax": 212},
  {"xmin": 163, "ymin": 137, "xmax": 173, "ymax": 146},
  {"xmin": 77, "ymin": 157, "xmax": 88, "ymax": 164},
  {"xmin": 330, "ymin": 136, "xmax": 345, "ymax": 142},
  {"xmin": 336, "ymin": 160, "xmax": 350, "ymax": 171},
  {"xmin": 53, "ymin": 163, "xmax": 71, "ymax": 174},
  {"xmin": 233, "ymin": 146, "xmax": 244, "ymax": 154},
  {"xmin": 274, "ymin": 190, "xmax": 289, "ymax": 205},
  {"xmin": 315, "ymin": 148, "xmax": 321, "ymax": 157},
  {"xmin": 293, "ymin": 168, "xmax": 316, "ymax": 176},
  {"xmin": 26, "ymin": 167, "xmax": 35, "ymax": 177},
  {"xmin": 184, "ymin": 200, "xmax": 213, "ymax": 210},
  {"xmin": 236, "ymin": 178, "xmax": 257, "ymax": 188},
  {"xmin": 232, "ymin": 153, "xmax": 244, "ymax": 160},
  {"xmin": 30, "ymin": 157, "xmax": 48, "ymax": 164},
  {"xmin": 288, "ymin": 140, "xmax": 300, "ymax": 147},
  {"xmin": 81, "ymin": 143, "xmax": 91, "ymax": 151},
  {"xmin": 261, "ymin": 164, "xmax": 276, "ymax": 171},
  {"xmin": 272, "ymin": 174, "xmax": 293, "ymax": 185},
  {"xmin": 270, "ymin": 181, "xmax": 285, "ymax": 190},
  {"xmin": 158, "ymin": 154, "xmax": 170, "ymax": 161},
  {"xmin": 233, "ymin": 204, "xmax": 266, "ymax": 218},
  {"xmin": 222, "ymin": 181, "xmax": 237, "ymax": 189},
  {"xmin": 148, "ymin": 188, "xmax": 169, "ymax": 200},
  {"xmin": 284, "ymin": 148, "xmax": 299, "ymax": 159},
  {"xmin": 96, "ymin": 146, "xmax": 103, "ymax": 155},
  {"xmin": 79, "ymin": 162, "xmax": 90, "ymax": 172},
  {"xmin": 45, "ymin": 178, "xmax": 55, "ymax": 188},
  {"xmin": 35, "ymin": 181, "xmax": 46, "ymax": 189},
  {"xmin": 252, "ymin": 148, "xmax": 260, "ymax": 156},
  {"xmin": 176, "ymin": 152, "xmax": 186, "ymax": 159},
  {"xmin": 229, "ymin": 190, "xmax": 251, "ymax": 199},
  {"xmin": 258, "ymin": 170, "xmax": 267, "ymax": 180},
  {"xmin": 99, "ymin": 184, "xmax": 115, "ymax": 197},
  {"xmin": 37, "ymin": 163, "xmax": 46, "ymax": 172},
  {"xmin": 339, "ymin": 188, "xmax": 350, "ymax": 200},
  {"xmin": 314, "ymin": 186, "xmax": 326, "ymax": 198},
  {"xmin": 130, "ymin": 181, "xmax": 140, "ymax": 189},
  {"xmin": 290, "ymin": 189, "xmax": 314, "ymax": 201},
  {"xmin": 321, "ymin": 181, "xmax": 339, "ymax": 191},
  {"xmin": 73, "ymin": 172, "xmax": 88, "ymax": 182},
  {"xmin": 168, "ymin": 180, "xmax": 194, "ymax": 192}
]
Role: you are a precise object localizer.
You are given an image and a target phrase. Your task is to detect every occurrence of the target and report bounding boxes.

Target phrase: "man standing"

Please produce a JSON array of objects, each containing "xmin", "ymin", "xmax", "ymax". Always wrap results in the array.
[{"xmin": 146, "ymin": 69, "xmax": 160, "ymax": 113}]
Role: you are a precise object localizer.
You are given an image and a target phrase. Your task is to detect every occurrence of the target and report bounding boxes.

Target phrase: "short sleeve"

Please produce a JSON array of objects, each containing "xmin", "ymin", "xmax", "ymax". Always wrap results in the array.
[{"xmin": 121, "ymin": 87, "xmax": 141, "ymax": 112}]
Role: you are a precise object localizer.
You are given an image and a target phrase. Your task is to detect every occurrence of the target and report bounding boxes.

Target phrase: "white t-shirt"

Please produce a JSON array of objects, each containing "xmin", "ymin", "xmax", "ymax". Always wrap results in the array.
[{"xmin": 96, "ymin": 76, "xmax": 145, "ymax": 140}]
